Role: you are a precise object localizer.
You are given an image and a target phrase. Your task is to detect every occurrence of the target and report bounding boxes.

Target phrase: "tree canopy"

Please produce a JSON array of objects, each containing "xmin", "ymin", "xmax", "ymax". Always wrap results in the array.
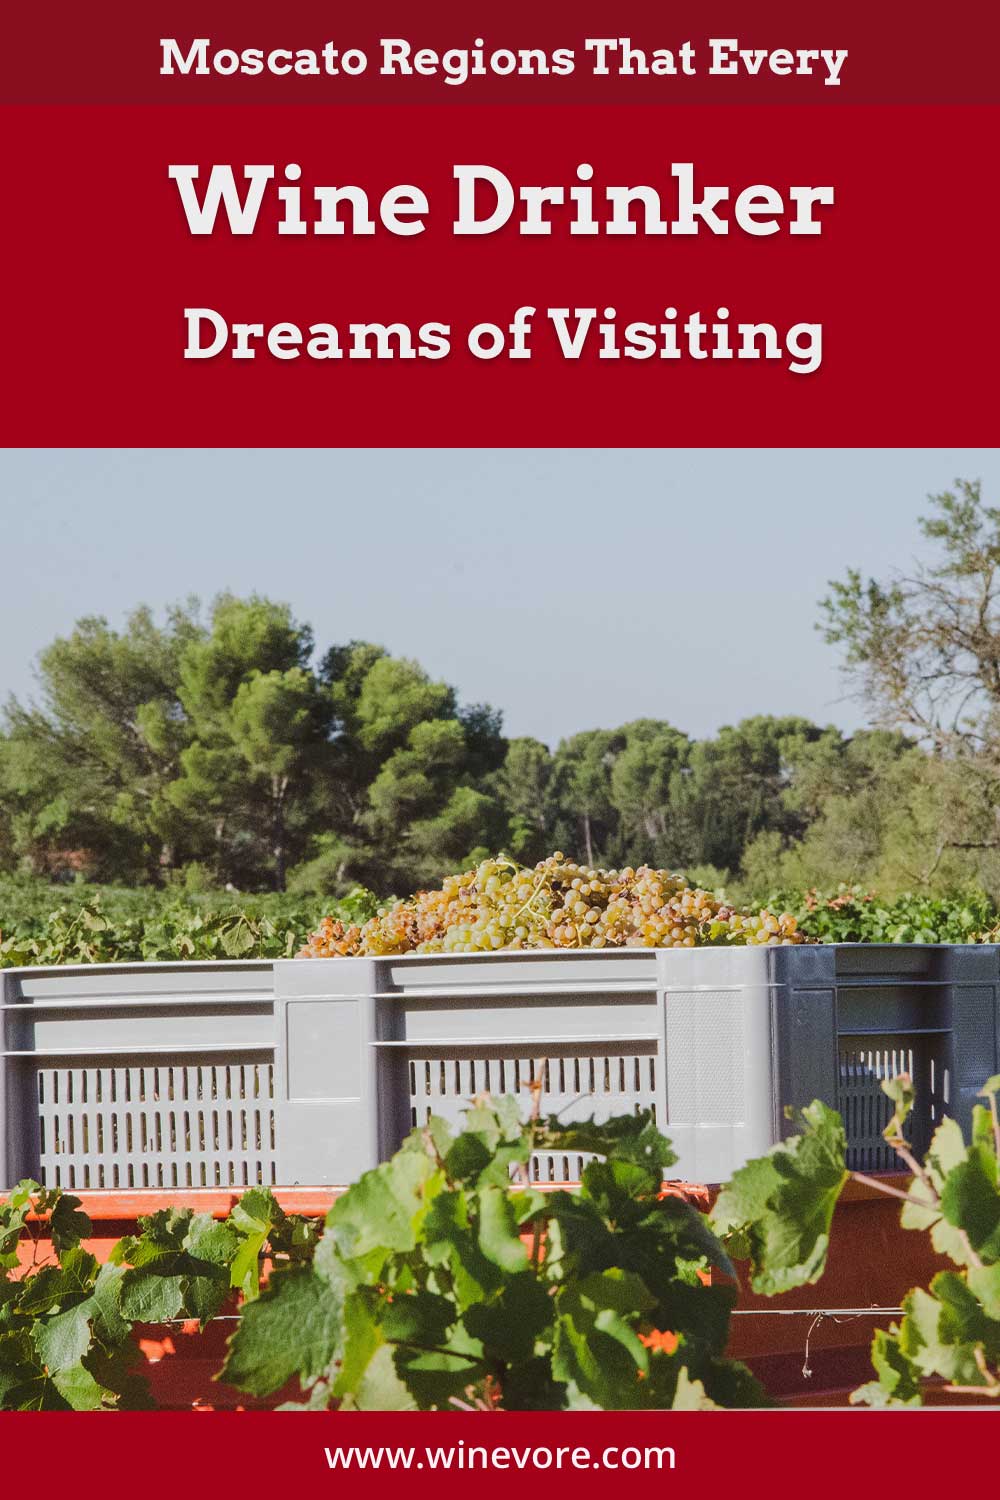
[{"xmin": 4, "ymin": 484, "xmax": 1000, "ymax": 904}]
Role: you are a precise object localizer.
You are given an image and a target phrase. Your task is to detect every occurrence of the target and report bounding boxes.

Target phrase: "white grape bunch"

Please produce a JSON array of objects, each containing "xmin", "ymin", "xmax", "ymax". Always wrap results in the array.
[{"xmin": 299, "ymin": 853, "xmax": 807, "ymax": 957}]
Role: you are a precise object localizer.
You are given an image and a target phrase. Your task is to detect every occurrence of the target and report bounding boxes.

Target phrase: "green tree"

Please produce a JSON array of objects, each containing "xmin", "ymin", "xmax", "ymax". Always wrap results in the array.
[
  {"xmin": 291, "ymin": 648, "xmax": 507, "ymax": 895},
  {"xmin": 608, "ymin": 720, "xmax": 691, "ymax": 864},
  {"xmin": 0, "ymin": 604, "xmax": 201, "ymax": 880},
  {"xmin": 166, "ymin": 595, "xmax": 326, "ymax": 888},
  {"xmin": 550, "ymin": 729, "xmax": 621, "ymax": 866},
  {"xmin": 678, "ymin": 716, "xmax": 827, "ymax": 876},
  {"xmin": 495, "ymin": 737, "xmax": 554, "ymax": 861}
]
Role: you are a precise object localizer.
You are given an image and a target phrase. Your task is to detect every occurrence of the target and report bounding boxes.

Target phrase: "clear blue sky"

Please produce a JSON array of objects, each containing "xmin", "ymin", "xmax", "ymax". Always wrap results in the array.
[{"xmin": 2, "ymin": 448, "xmax": 997, "ymax": 747}]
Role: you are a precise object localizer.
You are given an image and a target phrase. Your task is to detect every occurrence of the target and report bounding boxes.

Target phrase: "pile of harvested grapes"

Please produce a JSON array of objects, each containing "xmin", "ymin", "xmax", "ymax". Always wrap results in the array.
[{"xmin": 298, "ymin": 853, "xmax": 807, "ymax": 957}]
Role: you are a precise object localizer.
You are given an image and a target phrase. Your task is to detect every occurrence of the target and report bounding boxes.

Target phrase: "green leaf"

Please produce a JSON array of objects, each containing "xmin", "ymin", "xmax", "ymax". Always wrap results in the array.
[
  {"xmin": 326, "ymin": 1151, "xmax": 439, "ymax": 1262},
  {"xmin": 968, "ymin": 1263, "xmax": 1000, "ymax": 1319},
  {"xmin": 899, "ymin": 1274, "xmax": 1000, "ymax": 1386},
  {"xmin": 850, "ymin": 1328, "xmax": 922, "ymax": 1407},
  {"xmin": 229, "ymin": 1188, "xmax": 280, "ymax": 1237},
  {"xmin": 540, "ymin": 1110, "xmax": 677, "ymax": 1176},
  {"xmin": 51, "ymin": 1361, "xmax": 108, "ymax": 1410},
  {"xmin": 221, "ymin": 1268, "xmax": 343, "ymax": 1399},
  {"xmin": 117, "ymin": 1270, "xmax": 184, "ymax": 1323},
  {"xmin": 711, "ymin": 1101, "xmax": 848, "ymax": 1295},
  {"xmin": 393, "ymin": 1332, "xmax": 487, "ymax": 1409},
  {"xmin": 229, "ymin": 1230, "xmax": 267, "ymax": 1301},
  {"xmin": 380, "ymin": 1290, "xmax": 455, "ymax": 1347},
  {"xmin": 89, "ymin": 1264, "xmax": 133, "ymax": 1348},
  {"xmin": 341, "ymin": 1344, "xmax": 416, "ymax": 1411},
  {"xmin": 940, "ymin": 1142, "xmax": 1000, "ymax": 1260},
  {"xmin": 881, "ymin": 1074, "xmax": 915, "ymax": 1137},
  {"xmin": 477, "ymin": 1185, "xmax": 529, "ymax": 1272},
  {"xmin": 552, "ymin": 1270, "xmax": 652, "ymax": 1409},
  {"xmin": 49, "ymin": 1195, "xmax": 91, "ymax": 1254},
  {"xmin": 671, "ymin": 1367, "xmax": 720, "ymax": 1409},
  {"xmin": 32, "ymin": 1300, "xmax": 95, "ymax": 1372},
  {"xmin": 421, "ymin": 1188, "xmax": 502, "ymax": 1309},
  {"xmin": 462, "ymin": 1275, "xmax": 554, "ymax": 1363},
  {"xmin": 332, "ymin": 1290, "xmax": 383, "ymax": 1399},
  {"xmin": 17, "ymin": 1248, "xmax": 99, "ymax": 1315},
  {"xmin": 900, "ymin": 1117, "xmax": 972, "ymax": 1264}
]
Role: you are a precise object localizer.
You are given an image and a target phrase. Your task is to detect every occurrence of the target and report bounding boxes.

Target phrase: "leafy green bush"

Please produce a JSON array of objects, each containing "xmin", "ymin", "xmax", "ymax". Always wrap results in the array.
[
  {"xmin": 0, "ymin": 1182, "xmax": 318, "ymax": 1409},
  {"xmin": 0, "ymin": 876, "xmax": 377, "ymax": 967},
  {"xmin": 220, "ymin": 1099, "xmax": 765, "ymax": 1410},
  {"xmin": 767, "ymin": 885, "xmax": 997, "ymax": 944},
  {"xmin": 712, "ymin": 1074, "xmax": 1000, "ymax": 1404}
]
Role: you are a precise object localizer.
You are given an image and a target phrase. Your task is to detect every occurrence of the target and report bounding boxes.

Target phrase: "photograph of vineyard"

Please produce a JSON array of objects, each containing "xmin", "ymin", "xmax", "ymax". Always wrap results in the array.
[{"xmin": 2, "ymin": 447, "xmax": 1000, "ymax": 1412}]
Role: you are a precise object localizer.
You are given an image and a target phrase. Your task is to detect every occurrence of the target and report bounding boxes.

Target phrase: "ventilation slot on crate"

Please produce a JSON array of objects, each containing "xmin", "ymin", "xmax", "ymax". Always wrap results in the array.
[
  {"xmin": 837, "ymin": 1039, "xmax": 950, "ymax": 1171},
  {"xmin": 529, "ymin": 1152, "xmax": 595, "ymax": 1184},
  {"xmin": 34, "ymin": 1056, "xmax": 277, "ymax": 1190}
]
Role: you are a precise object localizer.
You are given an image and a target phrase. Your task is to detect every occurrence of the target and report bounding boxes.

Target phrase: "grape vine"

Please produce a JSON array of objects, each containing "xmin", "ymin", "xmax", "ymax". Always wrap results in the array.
[{"xmin": 4, "ymin": 1076, "xmax": 1000, "ymax": 1409}]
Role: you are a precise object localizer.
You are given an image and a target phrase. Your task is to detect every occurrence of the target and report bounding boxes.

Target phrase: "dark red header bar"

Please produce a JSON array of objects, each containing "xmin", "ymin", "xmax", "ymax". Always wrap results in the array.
[{"xmin": 2, "ymin": 0, "xmax": 998, "ymax": 105}]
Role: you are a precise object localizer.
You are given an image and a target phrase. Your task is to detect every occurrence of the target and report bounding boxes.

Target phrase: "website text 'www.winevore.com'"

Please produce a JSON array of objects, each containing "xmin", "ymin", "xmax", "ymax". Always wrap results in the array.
[{"xmin": 324, "ymin": 1441, "xmax": 676, "ymax": 1472}]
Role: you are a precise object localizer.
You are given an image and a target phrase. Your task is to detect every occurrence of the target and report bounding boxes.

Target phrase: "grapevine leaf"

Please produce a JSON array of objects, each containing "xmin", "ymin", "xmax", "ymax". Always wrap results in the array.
[
  {"xmin": 901, "ymin": 1117, "xmax": 973, "ymax": 1263},
  {"xmin": 882, "ymin": 1074, "xmax": 914, "ymax": 1136},
  {"xmin": 710, "ymin": 1101, "xmax": 848, "ymax": 1295},
  {"xmin": 117, "ymin": 1270, "xmax": 184, "ymax": 1323},
  {"xmin": 49, "ymin": 1195, "xmax": 92, "ymax": 1254},
  {"xmin": 17, "ymin": 1248, "xmax": 99, "ymax": 1315},
  {"xmin": 332, "ymin": 1290, "xmax": 383, "ymax": 1399},
  {"xmin": 899, "ymin": 1274, "xmax": 1000, "ymax": 1385},
  {"xmin": 89, "ymin": 1263, "xmax": 133, "ymax": 1347},
  {"xmin": 84, "ymin": 1344, "xmax": 154, "ymax": 1410},
  {"xmin": 968, "ymin": 1263, "xmax": 1000, "ymax": 1318},
  {"xmin": 0, "ymin": 1332, "xmax": 41, "ymax": 1405},
  {"xmin": 32, "ymin": 1299, "xmax": 95, "ymax": 1372},
  {"xmin": 939, "ymin": 1142, "xmax": 1000, "ymax": 1259},
  {"xmin": 581, "ymin": 1157, "xmax": 661, "ymax": 1217},
  {"xmin": 229, "ymin": 1231, "xmax": 267, "ymax": 1302},
  {"xmin": 552, "ymin": 1270, "xmax": 652, "ymax": 1409},
  {"xmin": 326, "ymin": 1151, "xmax": 439, "ymax": 1262},
  {"xmin": 540, "ymin": 1111, "xmax": 677, "ymax": 1175},
  {"xmin": 421, "ymin": 1188, "xmax": 502, "ymax": 1307},
  {"xmin": 477, "ymin": 1185, "xmax": 529, "ymax": 1272},
  {"xmin": 229, "ymin": 1188, "xmax": 280, "ymax": 1237},
  {"xmin": 341, "ymin": 1344, "xmax": 415, "ymax": 1411},
  {"xmin": 645, "ymin": 1280, "xmax": 737, "ymax": 1358},
  {"xmin": 462, "ymin": 1274, "xmax": 554, "ymax": 1362},
  {"xmin": 393, "ymin": 1329, "xmax": 487, "ymax": 1409},
  {"xmin": 379, "ymin": 1289, "xmax": 455, "ymax": 1347},
  {"xmin": 51, "ymin": 1361, "xmax": 107, "ymax": 1410},
  {"xmin": 671, "ymin": 1367, "xmax": 720, "ymax": 1408},
  {"xmin": 850, "ymin": 1328, "xmax": 922, "ymax": 1407},
  {"xmin": 221, "ymin": 1268, "xmax": 343, "ymax": 1398}
]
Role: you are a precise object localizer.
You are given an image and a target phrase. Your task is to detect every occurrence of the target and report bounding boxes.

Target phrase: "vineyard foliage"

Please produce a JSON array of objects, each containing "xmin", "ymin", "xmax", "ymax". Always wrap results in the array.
[
  {"xmin": 4, "ymin": 1083, "xmax": 1000, "ymax": 1408},
  {"xmin": 0, "ymin": 1107, "xmax": 769, "ymax": 1412},
  {"xmin": 0, "ymin": 1182, "xmax": 318, "ymax": 1410},
  {"xmin": 4, "ymin": 871, "xmax": 1000, "ymax": 969},
  {"xmin": 220, "ymin": 1101, "xmax": 765, "ymax": 1410},
  {"xmin": 0, "ymin": 878, "xmax": 377, "ymax": 967},
  {"xmin": 712, "ymin": 1074, "xmax": 1000, "ymax": 1405},
  {"xmin": 763, "ymin": 885, "xmax": 998, "ymax": 945}
]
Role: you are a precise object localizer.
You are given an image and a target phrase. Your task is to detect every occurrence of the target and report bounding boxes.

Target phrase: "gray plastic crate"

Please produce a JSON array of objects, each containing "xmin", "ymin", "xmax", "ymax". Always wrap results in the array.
[
  {"xmin": 768, "ymin": 944, "xmax": 1000, "ymax": 1169},
  {"xmin": 1, "ymin": 950, "xmax": 778, "ymax": 1190},
  {"xmin": 0, "ymin": 963, "xmax": 279, "ymax": 1192},
  {"xmin": 278, "ymin": 948, "xmax": 776, "ymax": 1187},
  {"xmin": 6, "ymin": 945, "xmax": 995, "ymax": 1193}
]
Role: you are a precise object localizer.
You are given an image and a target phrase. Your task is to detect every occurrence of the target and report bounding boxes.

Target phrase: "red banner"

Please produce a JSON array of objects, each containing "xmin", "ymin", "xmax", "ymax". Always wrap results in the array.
[{"xmin": 2, "ymin": 1408, "xmax": 996, "ymax": 1484}]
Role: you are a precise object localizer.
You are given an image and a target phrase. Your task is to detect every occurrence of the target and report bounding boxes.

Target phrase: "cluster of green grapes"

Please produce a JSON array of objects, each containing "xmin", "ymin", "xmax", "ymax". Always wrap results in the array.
[{"xmin": 298, "ymin": 853, "xmax": 807, "ymax": 958}]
